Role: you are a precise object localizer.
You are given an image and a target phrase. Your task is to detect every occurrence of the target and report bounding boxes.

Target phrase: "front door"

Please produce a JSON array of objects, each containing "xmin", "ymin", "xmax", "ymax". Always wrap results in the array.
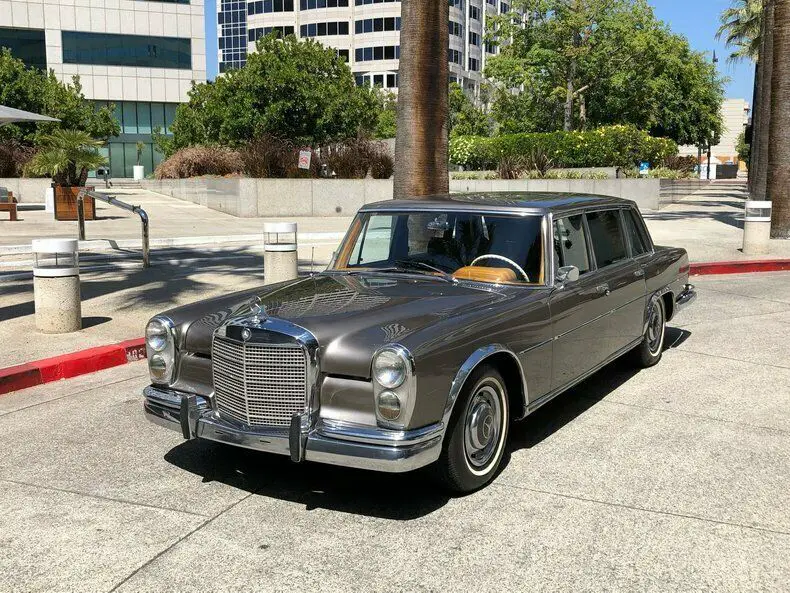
[{"xmin": 549, "ymin": 214, "xmax": 613, "ymax": 389}]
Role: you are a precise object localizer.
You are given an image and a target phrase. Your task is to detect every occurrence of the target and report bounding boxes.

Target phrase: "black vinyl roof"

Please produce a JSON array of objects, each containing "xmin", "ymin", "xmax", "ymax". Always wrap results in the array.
[{"xmin": 363, "ymin": 192, "xmax": 635, "ymax": 215}]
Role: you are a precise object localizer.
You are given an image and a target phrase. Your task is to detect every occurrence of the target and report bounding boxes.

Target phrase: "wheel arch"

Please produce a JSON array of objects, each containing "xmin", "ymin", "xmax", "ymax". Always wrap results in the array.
[{"xmin": 443, "ymin": 345, "xmax": 529, "ymax": 430}]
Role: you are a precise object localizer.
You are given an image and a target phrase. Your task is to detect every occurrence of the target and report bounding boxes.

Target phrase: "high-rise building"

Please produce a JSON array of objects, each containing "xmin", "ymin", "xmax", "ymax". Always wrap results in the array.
[
  {"xmin": 0, "ymin": 1, "xmax": 206, "ymax": 177},
  {"xmin": 217, "ymin": 0, "xmax": 512, "ymax": 95}
]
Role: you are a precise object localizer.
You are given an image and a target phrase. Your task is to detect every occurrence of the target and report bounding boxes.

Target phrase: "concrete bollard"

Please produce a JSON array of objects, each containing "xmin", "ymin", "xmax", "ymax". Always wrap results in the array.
[
  {"xmin": 32, "ymin": 238, "xmax": 81, "ymax": 333},
  {"xmin": 263, "ymin": 222, "xmax": 298, "ymax": 285},
  {"xmin": 742, "ymin": 201, "xmax": 772, "ymax": 256}
]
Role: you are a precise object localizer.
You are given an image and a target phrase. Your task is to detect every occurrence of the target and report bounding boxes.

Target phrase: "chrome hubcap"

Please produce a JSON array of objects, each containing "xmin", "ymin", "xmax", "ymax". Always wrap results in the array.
[
  {"xmin": 647, "ymin": 301, "xmax": 664, "ymax": 355},
  {"xmin": 464, "ymin": 383, "xmax": 502, "ymax": 469}
]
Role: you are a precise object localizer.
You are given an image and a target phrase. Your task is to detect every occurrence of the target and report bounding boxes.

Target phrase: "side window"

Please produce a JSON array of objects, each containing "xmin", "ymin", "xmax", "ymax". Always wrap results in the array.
[
  {"xmin": 586, "ymin": 210, "xmax": 628, "ymax": 268},
  {"xmin": 623, "ymin": 209, "xmax": 650, "ymax": 256},
  {"xmin": 348, "ymin": 215, "xmax": 394, "ymax": 265},
  {"xmin": 553, "ymin": 215, "xmax": 592, "ymax": 277}
]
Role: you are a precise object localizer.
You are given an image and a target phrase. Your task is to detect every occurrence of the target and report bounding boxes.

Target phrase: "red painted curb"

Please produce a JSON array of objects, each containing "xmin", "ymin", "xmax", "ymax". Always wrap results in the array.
[
  {"xmin": 690, "ymin": 259, "xmax": 790, "ymax": 276},
  {"xmin": 0, "ymin": 338, "xmax": 146, "ymax": 396}
]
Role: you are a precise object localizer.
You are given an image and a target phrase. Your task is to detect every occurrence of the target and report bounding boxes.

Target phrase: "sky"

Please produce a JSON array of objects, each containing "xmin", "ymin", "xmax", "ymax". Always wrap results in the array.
[{"xmin": 204, "ymin": 0, "xmax": 754, "ymax": 102}]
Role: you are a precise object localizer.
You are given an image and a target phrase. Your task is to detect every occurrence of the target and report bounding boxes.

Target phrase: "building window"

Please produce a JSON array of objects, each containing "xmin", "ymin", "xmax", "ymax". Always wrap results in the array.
[
  {"xmin": 354, "ymin": 0, "xmax": 400, "ymax": 5},
  {"xmin": 354, "ymin": 17, "xmax": 401, "ymax": 34},
  {"xmin": 469, "ymin": 5, "xmax": 481, "ymax": 20},
  {"xmin": 247, "ymin": 0, "xmax": 294, "ymax": 14},
  {"xmin": 500, "ymin": 2, "xmax": 510, "ymax": 12},
  {"xmin": 337, "ymin": 49, "xmax": 350, "ymax": 61},
  {"xmin": 386, "ymin": 73, "xmax": 398, "ymax": 88},
  {"xmin": 448, "ymin": 49, "xmax": 463, "ymax": 65},
  {"xmin": 485, "ymin": 41, "xmax": 497, "ymax": 54},
  {"xmin": 0, "ymin": 27, "xmax": 46, "ymax": 69},
  {"xmin": 301, "ymin": 0, "xmax": 349, "ymax": 7},
  {"xmin": 219, "ymin": 0, "xmax": 247, "ymax": 71},
  {"xmin": 449, "ymin": 21, "xmax": 463, "ymax": 37},
  {"xmin": 62, "ymin": 32, "xmax": 191, "ymax": 69},
  {"xmin": 300, "ymin": 21, "xmax": 349, "ymax": 37},
  {"xmin": 469, "ymin": 32, "xmax": 481, "ymax": 46},
  {"xmin": 468, "ymin": 57, "xmax": 480, "ymax": 71},
  {"xmin": 449, "ymin": 0, "xmax": 464, "ymax": 8},
  {"xmin": 354, "ymin": 45, "xmax": 399, "ymax": 62},
  {"xmin": 248, "ymin": 26, "xmax": 295, "ymax": 42}
]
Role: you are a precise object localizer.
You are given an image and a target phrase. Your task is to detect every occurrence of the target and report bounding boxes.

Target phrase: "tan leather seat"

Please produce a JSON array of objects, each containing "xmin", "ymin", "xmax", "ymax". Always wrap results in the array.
[{"xmin": 452, "ymin": 266, "xmax": 518, "ymax": 284}]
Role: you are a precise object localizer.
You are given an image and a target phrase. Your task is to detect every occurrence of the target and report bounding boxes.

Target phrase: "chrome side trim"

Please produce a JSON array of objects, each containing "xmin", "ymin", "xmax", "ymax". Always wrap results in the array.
[{"xmin": 444, "ymin": 344, "xmax": 529, "ymax": 427}]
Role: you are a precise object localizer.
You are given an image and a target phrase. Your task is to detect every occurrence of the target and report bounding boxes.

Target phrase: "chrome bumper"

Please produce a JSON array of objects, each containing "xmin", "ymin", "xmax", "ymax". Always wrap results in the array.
[
  {"xmin": 143, "ymin": 386, "xmax": 443, "ymax": 473},
  {"xmin": 675, "ymin": 283, "xmax": 697, "ymax": 312}
]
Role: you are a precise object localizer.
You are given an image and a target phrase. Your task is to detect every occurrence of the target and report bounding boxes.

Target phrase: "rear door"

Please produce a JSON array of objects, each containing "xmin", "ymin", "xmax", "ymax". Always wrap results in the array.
[{"xmin": 585, "ymin": 209, "xmax": 645, "ymax": 353}]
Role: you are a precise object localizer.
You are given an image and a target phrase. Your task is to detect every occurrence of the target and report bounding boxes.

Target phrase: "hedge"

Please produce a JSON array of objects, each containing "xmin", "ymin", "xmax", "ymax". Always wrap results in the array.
[{"xmin": 449, "ymin": 125, "xmax": 678, "ymax": 170}]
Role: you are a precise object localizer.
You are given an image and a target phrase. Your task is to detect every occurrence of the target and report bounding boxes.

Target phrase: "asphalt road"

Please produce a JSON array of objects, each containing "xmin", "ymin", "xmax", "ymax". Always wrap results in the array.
[{"xmin": 1, "ymin": 272, "xmax": 789, "ymax": 593}]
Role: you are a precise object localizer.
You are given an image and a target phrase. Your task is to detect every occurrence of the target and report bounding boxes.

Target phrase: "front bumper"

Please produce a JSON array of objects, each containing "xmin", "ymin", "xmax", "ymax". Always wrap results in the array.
[
  {"xmin": 143, "ymin": 386, "xmax": 443, "ymax": 473},
  {"xmin": 675, "ymin": 283, "xmax": 697, "ymax": 312}
]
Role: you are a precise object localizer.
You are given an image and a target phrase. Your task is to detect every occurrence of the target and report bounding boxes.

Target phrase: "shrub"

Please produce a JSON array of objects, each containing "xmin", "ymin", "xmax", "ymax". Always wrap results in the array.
[
  {"xmin": 0, "ymin": 141, "xmax": 35, "ymax": 177},
  {"xmin": 450, "ymin": 125, "xmax": 678, "ymax": 171},
  {"xmin": 154, "ymin": 145, "xmax": 243, "ymax": 179},
  {"xmin": 664, "ymin": 155, "xmax": 697, "ymax": 174},
  {"xmin": 369, "ymin": 147, "xmax": 394, "ymax": 179},
  {"xmin": 323, "ymin": 140, "xmax": 371, "ymax": 179}
]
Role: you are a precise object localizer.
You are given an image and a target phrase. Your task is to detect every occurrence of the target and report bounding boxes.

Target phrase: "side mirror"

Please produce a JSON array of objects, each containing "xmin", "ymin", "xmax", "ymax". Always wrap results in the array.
[{"xmin": 556, "ymin": 265, "xmax": 580, "ymax": 285}]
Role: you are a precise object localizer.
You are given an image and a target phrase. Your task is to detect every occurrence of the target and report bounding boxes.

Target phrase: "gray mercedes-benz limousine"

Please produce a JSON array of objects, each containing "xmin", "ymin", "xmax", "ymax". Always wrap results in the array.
[{"xmin": 143, "ymin": 193, "xmax": 696, "ymax": 492}]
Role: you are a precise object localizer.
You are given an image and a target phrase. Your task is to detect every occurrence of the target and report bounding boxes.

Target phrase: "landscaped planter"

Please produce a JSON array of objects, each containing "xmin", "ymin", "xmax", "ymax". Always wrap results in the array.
[{"xmin": 54, "ymin": 186, "xmax": 95, "ymax": 221}]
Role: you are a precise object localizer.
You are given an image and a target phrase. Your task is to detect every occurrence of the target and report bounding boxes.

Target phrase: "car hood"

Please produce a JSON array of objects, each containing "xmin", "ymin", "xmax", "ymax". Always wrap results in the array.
[{"xmin": 181, "ymin": 273, "xmax": 509, "ymax": 377}]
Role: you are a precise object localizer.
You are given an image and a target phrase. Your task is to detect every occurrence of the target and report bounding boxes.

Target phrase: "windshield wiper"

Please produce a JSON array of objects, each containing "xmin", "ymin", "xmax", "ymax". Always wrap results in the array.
[{"xmin": 393, "ymin": 260, "xmax": 457, "ymax": 283}]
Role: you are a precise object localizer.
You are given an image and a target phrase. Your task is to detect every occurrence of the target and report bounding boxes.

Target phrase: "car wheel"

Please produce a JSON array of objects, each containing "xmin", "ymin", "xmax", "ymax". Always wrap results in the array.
[
  {"xmin": 435, "ymin": 365, "xmax": 509, "ymax": 493},
  {"xmin": 630, "ymin": 295, "xmax": 666, "ymax": 368}
]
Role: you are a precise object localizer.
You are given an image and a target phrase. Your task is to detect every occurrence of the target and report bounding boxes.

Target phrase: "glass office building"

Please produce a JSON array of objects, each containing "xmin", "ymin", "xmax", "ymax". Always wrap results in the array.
[{"xmin": 1, "ymin": 1, "xmax": 206, "ymax": 178}]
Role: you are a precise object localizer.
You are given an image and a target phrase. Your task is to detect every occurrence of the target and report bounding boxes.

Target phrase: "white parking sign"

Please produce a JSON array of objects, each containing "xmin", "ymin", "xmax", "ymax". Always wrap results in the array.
[{"xmin": 298, "ymin": 150, "xmax": 312, "ymax": 170}]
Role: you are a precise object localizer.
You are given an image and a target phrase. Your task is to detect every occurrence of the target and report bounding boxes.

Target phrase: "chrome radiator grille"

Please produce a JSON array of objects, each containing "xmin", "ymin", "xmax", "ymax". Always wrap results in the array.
[{"xmin": 212, "ymin": 335, "xmax": 308, "ymax": 427}]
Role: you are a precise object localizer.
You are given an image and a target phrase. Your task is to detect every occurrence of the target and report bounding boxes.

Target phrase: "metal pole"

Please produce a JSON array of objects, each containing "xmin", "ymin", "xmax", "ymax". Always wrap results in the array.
[
  {"xmin": 77, "ymin": 190, "xmax": 86, "ymax": 241},
  {"xmin": 138, "ymin": 207, "xmax": 150, "ymax": 268},
  {"xmin": 707, "ymin": 144, "xmax": 712, "ymax": 180}
]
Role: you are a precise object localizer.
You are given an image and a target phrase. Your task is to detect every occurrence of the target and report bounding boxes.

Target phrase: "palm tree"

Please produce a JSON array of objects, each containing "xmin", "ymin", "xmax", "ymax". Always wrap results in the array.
[
  {"xmin": 393, "ymin": 0, "xmax": 449, "ymax": 200},
  {"xmin": 767, "ymin": 0, "xmax": 790, "ymax": 238},
  {"xmin": 752, "ymin": 1, "xmax": 774, "ymax": 200},
  {"xmin": 717, "ymin": 0, "xmax": 764, "ymax": 63},
  {"xmin": 27, "ymin": 129, "xmax": 107, "ymax": 187}
]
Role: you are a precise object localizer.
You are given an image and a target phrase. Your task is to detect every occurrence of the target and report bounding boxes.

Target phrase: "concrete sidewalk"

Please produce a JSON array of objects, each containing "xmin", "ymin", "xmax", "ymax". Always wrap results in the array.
[{"xmin": 1, "ymin": 273, "xmax": 788, "ymax": 592}]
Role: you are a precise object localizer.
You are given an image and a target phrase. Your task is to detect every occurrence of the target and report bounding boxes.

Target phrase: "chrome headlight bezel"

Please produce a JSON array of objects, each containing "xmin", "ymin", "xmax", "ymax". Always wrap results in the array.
[
  {"xmin": 371, "ymin": 344, "xmax": 416, "ymax": 429},
  {"xmin": 146, "ymin": 316, "xmax": 176, "ymax": 385}
]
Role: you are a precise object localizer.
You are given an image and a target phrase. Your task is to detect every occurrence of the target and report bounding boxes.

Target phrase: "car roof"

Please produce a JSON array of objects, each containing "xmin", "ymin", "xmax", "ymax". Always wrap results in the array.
[{"xmin": 361, "ymin": 192, "xmax": 635, "ymax": 215}]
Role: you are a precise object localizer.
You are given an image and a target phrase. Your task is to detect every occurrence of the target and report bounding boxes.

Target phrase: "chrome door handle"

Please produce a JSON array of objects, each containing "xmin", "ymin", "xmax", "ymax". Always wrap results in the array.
[
  {"xmin": 634, "ymin": 269, "xmax": 645, "ymax": 278},
  {"xmin": 596, "ymin": 284, "xmax": 611, "ymax": 296}
]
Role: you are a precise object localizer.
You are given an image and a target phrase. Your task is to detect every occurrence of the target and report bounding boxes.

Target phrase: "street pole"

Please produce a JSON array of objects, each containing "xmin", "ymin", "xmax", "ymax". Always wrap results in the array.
[{"xmin": 707, "ymin": 144, "xmax": 712, "ymax": 180}]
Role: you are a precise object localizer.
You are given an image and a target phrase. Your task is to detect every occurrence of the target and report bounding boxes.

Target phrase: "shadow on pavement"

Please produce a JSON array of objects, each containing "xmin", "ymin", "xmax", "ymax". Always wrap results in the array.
[
  {"xmin": 508, "ymin": 326, "xmax": 691, "ymax": 454},
  {"xmin": 0, "ymin": 246, "xmax": 265, "ymax": 323},
  {"xmin": 164, "ymin": 438, "xmax": 450, "ymax": 520}
]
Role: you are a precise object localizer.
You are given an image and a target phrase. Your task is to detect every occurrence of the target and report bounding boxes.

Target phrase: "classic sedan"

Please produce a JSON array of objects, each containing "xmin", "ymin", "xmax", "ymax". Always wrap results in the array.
[{"xmin": 143, "ymin": 193, "xmax": 696, "ymax": 492}]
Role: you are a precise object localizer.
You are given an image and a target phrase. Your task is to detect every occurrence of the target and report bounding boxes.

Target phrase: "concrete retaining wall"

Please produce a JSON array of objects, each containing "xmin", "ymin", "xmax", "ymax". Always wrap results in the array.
[
  {"xmin": 0, "ymin": 178, "xmax": 52, "ymax": 203},
  {"xmin": 141, "ymin": 178, "xmax": 394, "ymax": 218},
  {"xmin": 453, "ymin": 167, "xmax": 620, "ymax": 178},
  {"xmin": 143, "ymin": 175, "xmax": 705, "ymax": 218},
  {"xmin": 449, "ymin": 178, "xmax": 663, "ymax": 210}
]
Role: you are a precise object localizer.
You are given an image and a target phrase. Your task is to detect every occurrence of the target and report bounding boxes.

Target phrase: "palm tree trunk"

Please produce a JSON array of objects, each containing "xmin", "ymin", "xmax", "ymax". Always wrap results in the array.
[
  {"xmin": 393, "ymin": 0, "xmax": 449, "ymax": 200},
  {"xmin": 768, "ymin": 0, "xmax": 790, "ymax": 237},
  {"xmin": 753, "ymin": 0, "xmax": 775, "ymax": 201},
  {"xmin": 748, "ymin": 13, "xmax": 765, "ymax": 195}
]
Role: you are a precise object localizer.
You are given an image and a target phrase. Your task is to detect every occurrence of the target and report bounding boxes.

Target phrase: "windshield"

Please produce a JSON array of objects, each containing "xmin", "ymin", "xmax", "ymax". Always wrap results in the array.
[{"xmin": 330, "ymin": 211, "xmax": 545, "ymax": 285}]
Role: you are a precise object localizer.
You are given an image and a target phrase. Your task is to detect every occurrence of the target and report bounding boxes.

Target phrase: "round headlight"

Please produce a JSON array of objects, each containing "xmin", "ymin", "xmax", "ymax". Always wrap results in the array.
[
  {"xmin": 373, "ymin": 348, "xmax": 408, "ymax": 389},
  {"xmin": 146, "ymin": 320, "xmax": 169, "ymax": 352},
  {"xmin": 377, "ymin": 391, "xmax": 401, "ymax": 421},
  {"xmin": 149, "ymin": 354, "xmax": 168, "ymax": 380}
]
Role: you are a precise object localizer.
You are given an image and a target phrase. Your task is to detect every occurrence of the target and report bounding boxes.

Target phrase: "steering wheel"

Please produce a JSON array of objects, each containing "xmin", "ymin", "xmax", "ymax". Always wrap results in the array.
[{"xmin": 469, "ymin": 254, "xmax": 530, "ymax": 282}]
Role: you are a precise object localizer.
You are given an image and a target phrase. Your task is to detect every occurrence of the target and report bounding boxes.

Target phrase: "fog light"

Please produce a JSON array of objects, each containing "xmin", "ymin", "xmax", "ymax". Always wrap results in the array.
[
  {"xmin": 149, "ymin": 354, "xmax": 168, "ymax": 380},
  {"xmin": 377, "ymin": 391, "xmax": 401, "ymax": 421}
]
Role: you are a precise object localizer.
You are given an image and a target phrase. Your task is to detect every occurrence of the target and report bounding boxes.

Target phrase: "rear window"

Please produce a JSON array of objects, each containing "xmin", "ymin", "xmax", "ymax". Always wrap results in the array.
[
  {"xmin": 623, "ymin": 209, "xmax": 650, "ymax": 256},
  {"xmin": 586, "ymin": 210, "xmax": 628, "ymax": 268}
]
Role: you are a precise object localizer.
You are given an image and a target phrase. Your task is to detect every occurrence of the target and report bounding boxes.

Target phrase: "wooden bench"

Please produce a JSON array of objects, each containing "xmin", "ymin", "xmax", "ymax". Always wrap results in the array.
[{"xmin": 0, "ymin": 191, "xmax": 17, "ymax": 221}]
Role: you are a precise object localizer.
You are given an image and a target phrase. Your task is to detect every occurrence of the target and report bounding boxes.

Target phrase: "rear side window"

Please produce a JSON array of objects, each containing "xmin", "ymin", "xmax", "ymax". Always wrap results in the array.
[
  {"xmin": 623, "ymin": 209, "xmax": 650, "ymax": 256},
  {"xmin": 553, "ymin": 215, "xmax": 592, "ymax": 276},
  {"xmin": 586, "ymin": 210, "xmax": 628, "ymax": 267}
]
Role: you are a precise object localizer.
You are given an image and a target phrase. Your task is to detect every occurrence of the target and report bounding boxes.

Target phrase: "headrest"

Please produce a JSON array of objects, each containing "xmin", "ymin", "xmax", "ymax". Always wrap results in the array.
[{"xmin": 452, "ymin": 266, "xmax": 518, "ymax": 284}]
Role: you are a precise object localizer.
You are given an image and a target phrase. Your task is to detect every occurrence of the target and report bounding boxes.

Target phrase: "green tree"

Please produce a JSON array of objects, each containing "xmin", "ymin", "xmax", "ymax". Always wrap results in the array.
[
  {"xmin": 486, "ymin": 0, "xmax": 724, "ymax": 145},
  {"xmin": 167, "ymin": 34, "xmax": 378, "ymax": 153},
  {"xmin": 448, "ymin": 83, "xmax": 491, "ymax": 137},
  {"xmin": 0, "ymin": 50, "xmax": 118, "ymax": 145},
  {"xmin": 717, "ymin": 0, "xmax": 763, "ymax": 63},
  {"xmin": 374, "ymin": 90, "xmax": 398, "ymax": 139}
]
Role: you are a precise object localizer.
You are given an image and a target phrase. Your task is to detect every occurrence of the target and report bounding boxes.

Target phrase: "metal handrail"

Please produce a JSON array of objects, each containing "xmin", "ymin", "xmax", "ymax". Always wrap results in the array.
[{"xmin": 76, "ymin": 189, "xmax": 150, "ymax": 268}]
